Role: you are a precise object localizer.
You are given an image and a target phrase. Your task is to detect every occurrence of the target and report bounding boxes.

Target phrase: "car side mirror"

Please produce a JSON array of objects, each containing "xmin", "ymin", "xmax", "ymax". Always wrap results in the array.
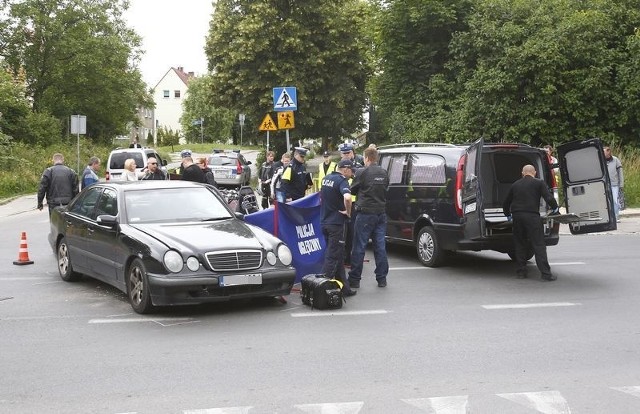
[
  {"xmin": 161, "ymin": 159, "xmax": 167, "ymax": 166},
  {"xmin": 97, "ymin": 214, "xmax": 118, "ymax": 226},
  {"xmin": 234, "ymin": 212, "xmax": 245, "ymax": 220}
]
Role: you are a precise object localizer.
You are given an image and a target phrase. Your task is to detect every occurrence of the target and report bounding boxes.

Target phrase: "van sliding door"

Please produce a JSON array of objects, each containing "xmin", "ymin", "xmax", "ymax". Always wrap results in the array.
[{"xmin": 461, "ymin": 138, "xmax": 485, "ymax": 240}]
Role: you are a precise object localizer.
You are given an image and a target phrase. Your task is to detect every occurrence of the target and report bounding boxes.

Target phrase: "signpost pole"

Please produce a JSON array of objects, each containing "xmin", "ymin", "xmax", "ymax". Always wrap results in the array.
[
  {"xmin": 266, "ymin": 131, "xmax": 270, "ymax": 150},
  {"xmin": 76, "ymin": 118, "xmax": 80, "ymax": 173},
  {"xmin": 200, "ymin": 118, "xmax": 204, "ymax": 144},
  {"xmin": 286, "ymin": 130, "xmax": 290, "ymax": 152}
]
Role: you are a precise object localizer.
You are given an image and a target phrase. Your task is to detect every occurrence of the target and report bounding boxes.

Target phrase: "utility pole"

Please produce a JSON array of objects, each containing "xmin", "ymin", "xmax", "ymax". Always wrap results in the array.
[
  {"xmin": 200, "ymin": 117, "xmax": 204, "ymax": 144},
  {"xmin": 239, "ymin": 113, "xmax": 245, "ymax": 146}
]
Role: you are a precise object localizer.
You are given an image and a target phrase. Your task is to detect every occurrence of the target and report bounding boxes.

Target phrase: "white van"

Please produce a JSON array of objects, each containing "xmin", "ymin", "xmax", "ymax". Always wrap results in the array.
[{"xmin": 106, "ymin": 148, "xmax": 167, "ymax": 181}]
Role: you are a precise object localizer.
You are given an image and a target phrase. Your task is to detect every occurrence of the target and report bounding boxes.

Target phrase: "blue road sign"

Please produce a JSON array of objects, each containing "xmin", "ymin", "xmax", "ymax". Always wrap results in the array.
[{"xmin": 273, "ymin": 87, "xmax": 297, "ymax": 112}]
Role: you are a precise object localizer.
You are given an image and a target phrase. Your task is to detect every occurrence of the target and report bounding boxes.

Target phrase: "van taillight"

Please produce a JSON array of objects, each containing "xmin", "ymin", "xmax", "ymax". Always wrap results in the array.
[
  {"xmin": 454, "ymin": 155, "xmax": 465, "ymax": 217},
  {"xmin": 105, "ymin": 171, "xmax": 110, "ymax": 181},
  {"xmin": 236, "ymin": 160, "xmax": 243, "ymax": 174}
]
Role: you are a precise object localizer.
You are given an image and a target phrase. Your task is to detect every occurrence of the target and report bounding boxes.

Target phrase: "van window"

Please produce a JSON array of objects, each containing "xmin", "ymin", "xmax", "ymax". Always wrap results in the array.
[
  {"xmin": 386, "ymin": 155, "xmax": 407, "ymax": 185},
  {"xmin": 409, "ymin": 154, "xmax": 446, "ymax": 184},
  {"xmin": 109, "ymin": 152, "xmax": 145, "ymax": 169},
  {"xmin": 564, "ymin": 146, "xmax": 604, "ymax": 182}
]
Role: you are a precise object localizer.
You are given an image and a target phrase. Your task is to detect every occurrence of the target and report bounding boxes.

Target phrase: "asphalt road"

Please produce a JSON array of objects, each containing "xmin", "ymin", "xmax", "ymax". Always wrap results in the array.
[{"xmin": 1, "ymin": 197, "xmax": 640, "ymax": 413}]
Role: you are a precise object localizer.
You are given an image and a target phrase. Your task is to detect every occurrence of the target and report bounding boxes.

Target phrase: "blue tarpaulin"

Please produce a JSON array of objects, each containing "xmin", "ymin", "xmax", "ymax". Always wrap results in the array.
[{"xmin": 245, "ymin": 193, "xmax": 325, "ymax": 282}]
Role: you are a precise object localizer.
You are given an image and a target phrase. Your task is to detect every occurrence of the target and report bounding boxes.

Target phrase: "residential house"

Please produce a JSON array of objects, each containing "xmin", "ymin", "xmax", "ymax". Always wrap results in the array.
[{"xmin": 152, "ymin": 66, "xmax": 195, "ymax": 142}]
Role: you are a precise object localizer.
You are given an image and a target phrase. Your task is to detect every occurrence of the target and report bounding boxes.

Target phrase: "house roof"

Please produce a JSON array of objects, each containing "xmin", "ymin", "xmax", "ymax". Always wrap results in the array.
[{"xmin": 152, "ymin": 66, "xmax": 195, "ymax": 89}]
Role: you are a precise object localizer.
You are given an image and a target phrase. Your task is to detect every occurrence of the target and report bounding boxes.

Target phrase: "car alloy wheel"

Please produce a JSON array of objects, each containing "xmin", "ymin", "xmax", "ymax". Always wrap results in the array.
[
  {"xmin": 57, "ymin": 237, "xmax": 81, "ymax": 282},
  {"xmin": 416, "ymin": 226, "xmax": 444, "ymax": 267},
  {"xmin": 127, "ymin": 258, "xmax": 154, "ymax": 314}
]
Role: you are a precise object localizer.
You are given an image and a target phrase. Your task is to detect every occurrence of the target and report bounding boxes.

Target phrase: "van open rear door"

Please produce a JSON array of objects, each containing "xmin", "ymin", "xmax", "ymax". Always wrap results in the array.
[
  {"xmin": 556, "ymin": 138, "xmax": 617, "ymax": 234},
  {"xmin": 461, "ymin": 138, "xmax": 485, "ymax": 240}
]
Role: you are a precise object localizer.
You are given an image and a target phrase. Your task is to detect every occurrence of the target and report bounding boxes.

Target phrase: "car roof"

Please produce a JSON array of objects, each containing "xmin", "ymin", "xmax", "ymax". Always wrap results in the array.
[{"xmin": 98, "ymin": 180, "xmax": 209, "ymax": 192}]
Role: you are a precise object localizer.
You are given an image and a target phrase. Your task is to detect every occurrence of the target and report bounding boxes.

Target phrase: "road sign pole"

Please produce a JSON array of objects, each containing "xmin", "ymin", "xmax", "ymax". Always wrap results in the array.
[
  {"xmin": 267, "ymin": 131, "xmax": 270, "ymax": 150},
  {"xmin": 200, "ymin": 118, "xmax": 204, "ymax": 144},
  {"xmin": 286, "ymin": 130, "xmax": 290, "ymax": 152}
]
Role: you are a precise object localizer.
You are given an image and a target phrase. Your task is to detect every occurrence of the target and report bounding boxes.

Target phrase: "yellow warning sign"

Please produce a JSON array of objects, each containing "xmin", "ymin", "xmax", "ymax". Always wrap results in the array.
[
  {"xmin": 259, "ymin": 114, "xmax": 277, "ymax": 131},
  {"xmin": 278, "ymin": 111, "xmax": 295, "ymax": 130}
]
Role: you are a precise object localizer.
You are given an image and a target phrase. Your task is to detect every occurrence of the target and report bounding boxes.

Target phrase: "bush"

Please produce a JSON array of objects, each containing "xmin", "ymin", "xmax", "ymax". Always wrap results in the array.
[{"xmin": 0, "ymin": 139, "xmax": 112, "ymax": 199}]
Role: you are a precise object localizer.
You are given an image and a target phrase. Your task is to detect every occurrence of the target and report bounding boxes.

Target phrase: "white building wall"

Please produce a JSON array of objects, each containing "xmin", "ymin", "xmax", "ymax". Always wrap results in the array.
[{"xmin": 153, "ymin": 69, "xmax": 190, "ymax": 135}]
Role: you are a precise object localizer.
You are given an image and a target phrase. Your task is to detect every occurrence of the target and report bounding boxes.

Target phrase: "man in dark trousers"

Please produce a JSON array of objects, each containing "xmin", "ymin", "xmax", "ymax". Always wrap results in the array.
[
  {"xmin": 37, "ymin": 153, "xmax": 79, "ymax": 215},
  {"xmin": 348, "ymin": 147, "xmax": 390, "ymax": 288},
  {"xmin": 259, "ymin": 151, "xmax": 275, "ymax": 208},
  {"xmin": 281, "ymin": 147, "xmax": 310, "ymax": 201},
  {"xmin": 503, "ymin": 164, "xmax": 559, "ymax": 281},
  {"xmin": 320, "ymin": 159, "xmax": 357, "ymax": 297}
]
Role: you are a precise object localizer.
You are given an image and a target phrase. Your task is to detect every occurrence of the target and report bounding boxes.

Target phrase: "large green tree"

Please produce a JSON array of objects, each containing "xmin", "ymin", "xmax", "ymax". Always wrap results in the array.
[
  {"xmin": 180, "ymin": 74, "xmax": 235, "ymax": 144},
  {"xmin": 0, "ymin": 0, "xmax": 151, "ymax": 143},
  {"xmin": 205, "ymin": 0, "xmax": 372, "ymax": 149}
]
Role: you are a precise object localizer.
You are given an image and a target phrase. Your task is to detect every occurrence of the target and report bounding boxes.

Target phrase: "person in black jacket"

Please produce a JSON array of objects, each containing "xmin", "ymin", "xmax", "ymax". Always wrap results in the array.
[
  {"xmin": 140, "ymin": 157, "xmax": 167, "ymax": 180},
  {"xmin": 37, "ymin": 153, "xmax": 79, "ymax": 215},
  {"xmin": 348, "ymin": 147, "xmax": 390, "ymax": 288},
  {"xmin": 503, "ymin": 164, "xmax": 559, "ymax": 281},
  {"xmin": 181, "ymin": 156, "xmax": 205, "ymax": 183}
]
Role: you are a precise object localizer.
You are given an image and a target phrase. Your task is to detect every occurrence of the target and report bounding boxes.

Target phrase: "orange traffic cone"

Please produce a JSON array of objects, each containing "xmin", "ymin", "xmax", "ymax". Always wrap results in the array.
[{"xmin": 13, "ymin": 232, "xmax": 34, "ymax": 266}]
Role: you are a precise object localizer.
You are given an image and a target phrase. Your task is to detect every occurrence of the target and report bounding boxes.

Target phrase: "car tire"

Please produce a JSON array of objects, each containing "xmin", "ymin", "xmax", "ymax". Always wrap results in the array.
[
  {"xmin": 416, "ymin": 226, "xmax": 444, "ymax": 267},
  {"xmin": 126, "ymin": 258, "xmax": 155, "ymax": 314},
  {"xmin": 57, "ymin": 237, "xmax": 81, "ymax": 282}
]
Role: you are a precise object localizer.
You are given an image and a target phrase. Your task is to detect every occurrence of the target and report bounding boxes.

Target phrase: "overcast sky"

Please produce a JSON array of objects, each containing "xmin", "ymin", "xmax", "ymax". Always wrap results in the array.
[{"xmin": 124, "ymin": 0, "xmax": 213, "ymax": 87}]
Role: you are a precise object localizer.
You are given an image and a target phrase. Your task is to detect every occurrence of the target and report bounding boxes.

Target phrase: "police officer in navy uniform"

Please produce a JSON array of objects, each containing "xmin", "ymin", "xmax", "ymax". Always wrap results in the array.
[
  {"xmin": 503, "ymin": 164, "xmax": 559, "ymax": 281},
  {"xmin": 281, "ymin": 147, "xmax": 310, "ymax": 201},
  {"xmin": 320, "ymin": 159, "xmax": 357, "ymax": 297}
]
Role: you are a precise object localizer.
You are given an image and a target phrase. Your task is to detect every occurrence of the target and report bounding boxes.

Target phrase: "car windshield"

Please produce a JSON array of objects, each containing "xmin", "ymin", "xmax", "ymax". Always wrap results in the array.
[
  {"xmin": 124, "ymin": 187, "xmax": 234, "ymax": 223},
  {"xmin": 208, "ymin": 156, "xmax": 234, "ymax": 166}
]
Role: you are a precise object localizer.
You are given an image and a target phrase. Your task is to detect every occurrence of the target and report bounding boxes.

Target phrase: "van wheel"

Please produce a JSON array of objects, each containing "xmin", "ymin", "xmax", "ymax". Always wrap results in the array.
[
  {"xmin": 416, "ymin": 227, "xmax": 444, "ymax": 267},
  {"xmin": 507, "ymin": 250, "xmax": 534, "ymax": 261}
]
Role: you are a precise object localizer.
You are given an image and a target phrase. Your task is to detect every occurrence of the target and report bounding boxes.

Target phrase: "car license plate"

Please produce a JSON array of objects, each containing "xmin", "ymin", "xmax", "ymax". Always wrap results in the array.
[
  {"xmin": 213, "ymin": 169, "xmax": 229, "ymax": 178},
  {"xmin": 219, "ymin": 273, "xmax": 262, "ymax": 286}
]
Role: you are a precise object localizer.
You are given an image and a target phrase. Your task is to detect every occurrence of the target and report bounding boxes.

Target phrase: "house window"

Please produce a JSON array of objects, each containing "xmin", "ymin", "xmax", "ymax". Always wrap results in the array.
[
  {"xmin": 174, "ymin": 90, "xmax": 181, "ymax": 98},
  {"xmin": 163, "ymin": 90, "xmax": 170, "ymax": 98}
]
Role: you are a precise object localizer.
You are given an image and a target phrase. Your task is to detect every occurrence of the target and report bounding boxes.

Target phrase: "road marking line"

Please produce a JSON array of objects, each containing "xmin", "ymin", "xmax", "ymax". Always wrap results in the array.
[
  {"xmin": 482, "ymin": 302, "xmax": 581, "ymax": 310},
  {"xmin": 183, "ymin": 407, "xmax": 253, "ymax": 414},
  {"xmin": 497, "ymin": 390, "xmax": 571, "ymax": 414},
  {"xmin": 402, "ymin": 395, "xmax": 468, "ymax": 413},
  {"xmin": 291, "ymin": 310, "xmax": 389, "ymax": 318},
  {"xmin": 0, "ymin": 277, "xmax": 52, "ymax": 281},
  {"xmin": 611, "ymin": 386, "xmax": 640, "ymax": 398},
  {"xmin": 294, "ymin": 401, "xmax": 364, "ymax": 414},
  {"xmin": 88, "ymin": 317, "xmax": 195, "ymax": 324},
  {"xmin": 549, "ymin": 262, "xmax": 585, "ymax": 266},
  {"xmin": 389, "ymin": 266, "xmax": 429, "ymax": 270}
]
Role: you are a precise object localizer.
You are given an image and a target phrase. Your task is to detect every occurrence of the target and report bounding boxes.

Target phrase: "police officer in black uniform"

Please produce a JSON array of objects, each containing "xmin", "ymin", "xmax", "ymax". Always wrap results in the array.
[
  {"xmin": 281, "ymin": 147, "xmax": 310, "ymax": 201},
  {"xmin": 503, "ymin": 164, "xmax": 559, "ymax": 281},
  {"xmin": 37, "ymin": 153, "xmax": 79, "ymax": 216},
  {"xmin": 320, "ymin": 159, "xmax": 357, "ymax": 297}
]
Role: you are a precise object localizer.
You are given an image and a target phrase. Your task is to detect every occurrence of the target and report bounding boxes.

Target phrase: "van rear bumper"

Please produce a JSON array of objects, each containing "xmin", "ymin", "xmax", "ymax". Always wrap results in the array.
[{"xmin": 456, "ymin": 233, "xmax": 560, "ymax": 253}]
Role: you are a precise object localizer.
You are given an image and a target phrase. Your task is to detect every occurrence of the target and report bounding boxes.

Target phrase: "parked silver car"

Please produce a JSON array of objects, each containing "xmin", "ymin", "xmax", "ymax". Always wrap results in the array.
[{"xmin": 207, "ymin": 150, "xmax": 252, "ymax": 188}]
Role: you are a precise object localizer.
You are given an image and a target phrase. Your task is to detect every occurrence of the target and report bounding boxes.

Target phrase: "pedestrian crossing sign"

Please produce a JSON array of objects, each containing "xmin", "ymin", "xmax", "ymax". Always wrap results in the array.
[
  {"xmin": 278, "ymin": 111, "xmax": 295, "ymax": 129},
  {"xmin": 259, "ymin": 114, "xmax": 277, "ymax": 131},
  {"xmin": 273, "ymin": 87, "xmax": 297, "ymax": 112}
]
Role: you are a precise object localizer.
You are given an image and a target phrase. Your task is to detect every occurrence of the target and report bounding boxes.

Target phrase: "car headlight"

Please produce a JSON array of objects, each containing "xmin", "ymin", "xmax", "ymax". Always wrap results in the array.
[
  {"xmin": 277, "ymin": 244, "xmax": 292, "ymax": 266},
  {"xmin": 164, "ymin": 250, "xmax": 183, "ymax": 273},
  {"xmin": 266, "ymin": 251, "xmax": 277, "ymax": 266},
  {"xmin": 186, "ymin": 256, "xmax": 200, "ymax": 271}
]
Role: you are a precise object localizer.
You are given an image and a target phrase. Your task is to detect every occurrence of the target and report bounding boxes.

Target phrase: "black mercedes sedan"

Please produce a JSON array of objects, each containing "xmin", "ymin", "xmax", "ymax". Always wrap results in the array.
[{"xmin": 48, "ymin": 180, "xmax": 296, "ymax": 313}]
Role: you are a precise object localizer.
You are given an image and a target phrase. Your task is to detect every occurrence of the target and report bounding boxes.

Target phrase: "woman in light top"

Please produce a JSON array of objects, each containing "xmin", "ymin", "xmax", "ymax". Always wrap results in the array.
[{"xmin": 122, "ymin": 158, "xmax": 139, "ymax": 181}]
